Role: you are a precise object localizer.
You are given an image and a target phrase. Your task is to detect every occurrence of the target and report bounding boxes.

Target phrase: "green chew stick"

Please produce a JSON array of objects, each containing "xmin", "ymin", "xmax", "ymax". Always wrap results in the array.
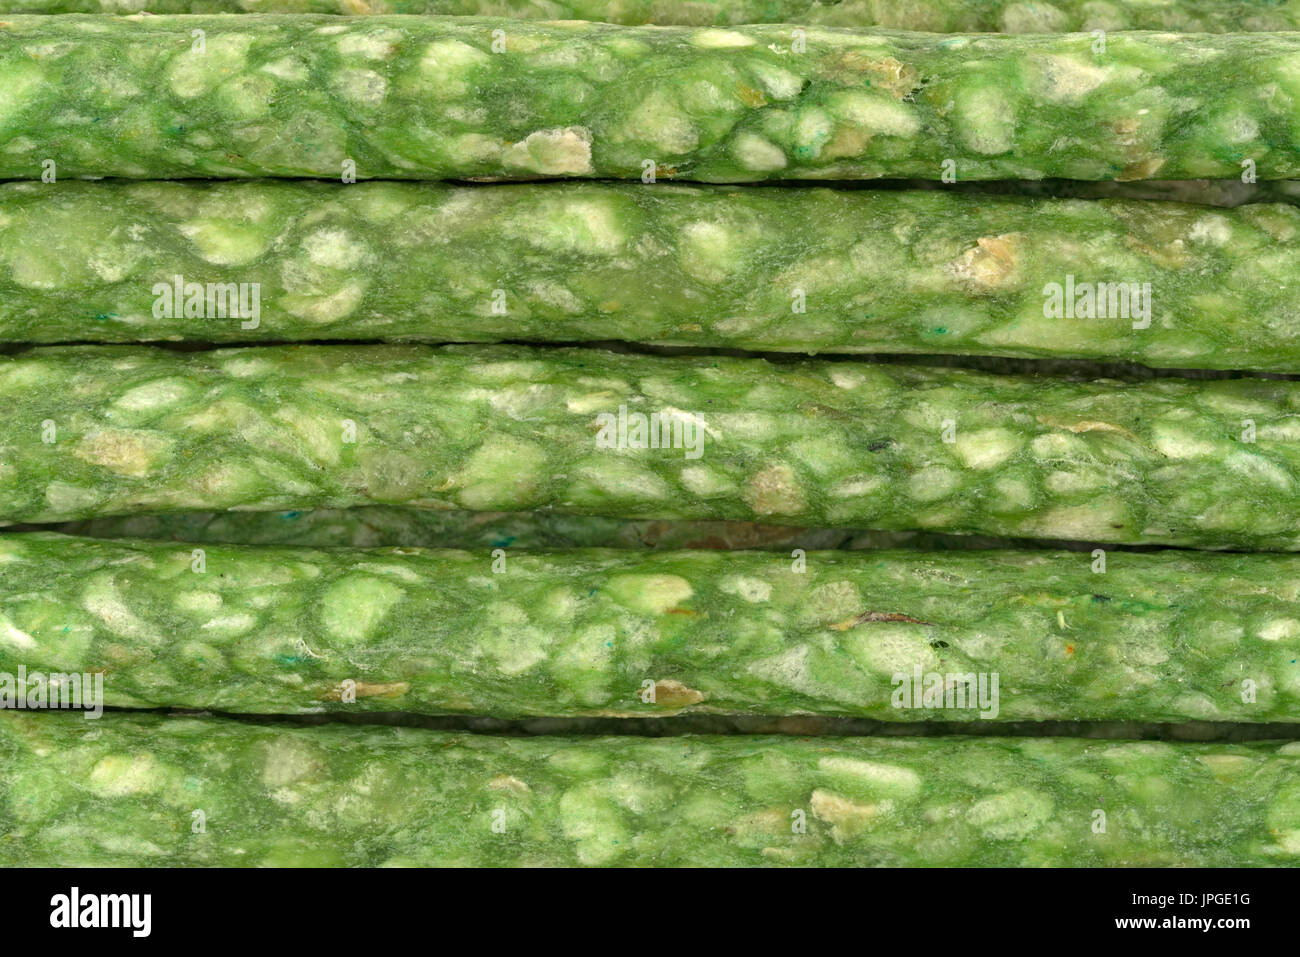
[
  {"xmin": 3, "ymin": 711, "xmax": 1298, "ymax": 866},
  {"xmin": 2, "ymin": 532, "xmax": 1297, "ymax": 721},
  {"xmin": 2, "ymin": 15, "xmax": 1298, "ymax": 182},
  {"xmin": 6, "ymin": 181, "xmax": 1300, "ymax": 372},
  {"xmin": 3, "ymin": 0, "xmax": 1300, "ymax": 33},
  {"xmin": 4, "ymin": 343, "xmax": 1300, "ymax": 548}
]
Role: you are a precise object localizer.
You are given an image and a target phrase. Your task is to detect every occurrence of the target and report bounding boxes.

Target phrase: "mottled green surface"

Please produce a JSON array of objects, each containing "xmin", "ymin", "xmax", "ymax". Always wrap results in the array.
[
  {"xmin": 2, "ymin": 16, "xmax": 1300, "ymax": 182},
  {"xmin": 6, "ymin": 343, "xmax": 1300, "ymax": 547},
  {"xmin": 4, "ymin": 711, "xmax": 1299, "ymax": 866},
  {"xmin": 5, "ymin": 0, "xmax": 1300, "ymax": 33},
  {"xmin": 7, "ymin": 181, "xmax": 1300, "ymax": 371},
  {"xmin": 3, "ymin": 532, "xmax": 1299, "ymax": 721}
]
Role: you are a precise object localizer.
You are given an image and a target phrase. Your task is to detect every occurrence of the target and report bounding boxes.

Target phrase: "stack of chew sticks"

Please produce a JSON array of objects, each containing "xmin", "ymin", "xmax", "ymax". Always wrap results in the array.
[{"xmin": 1, "ymin": 2, "xmax": 1299, "ymax": 868}]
